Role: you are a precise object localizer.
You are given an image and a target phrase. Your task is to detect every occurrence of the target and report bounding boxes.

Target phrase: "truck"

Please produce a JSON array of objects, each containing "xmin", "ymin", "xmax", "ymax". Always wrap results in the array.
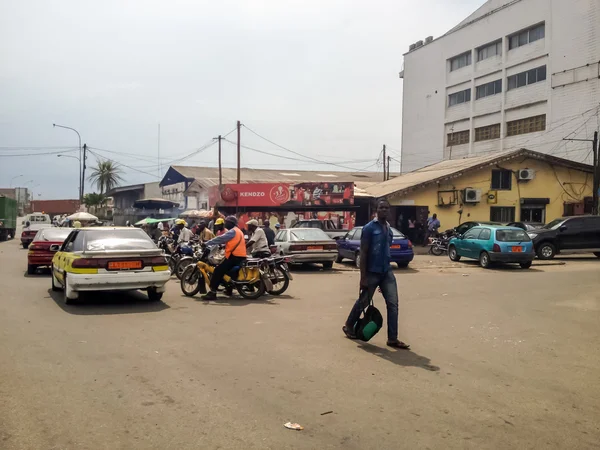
[
  {"xmin": 291, "ymin": 219, "xmax": 348, "ymax": 240},
  {"xmin": 0, "ymin": 195, "xmax": 17, "ymax": 241}
]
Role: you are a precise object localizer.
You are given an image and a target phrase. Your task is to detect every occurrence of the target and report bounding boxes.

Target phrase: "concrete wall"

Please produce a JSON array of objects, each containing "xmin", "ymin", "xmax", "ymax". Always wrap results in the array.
[
  {"xmin": 401, "ymin": 0, "xmax": 600, "ymax": 172},
  {"xmin": 387, "ymin": 157, "xmax": 592, "ymax": 229}
]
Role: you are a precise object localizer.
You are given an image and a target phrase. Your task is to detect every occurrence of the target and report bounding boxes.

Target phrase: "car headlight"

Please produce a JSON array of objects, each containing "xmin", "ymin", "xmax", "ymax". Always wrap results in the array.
[{"xmin": 527, "ymin": 233, "xmax": 538, "ymax": 239}]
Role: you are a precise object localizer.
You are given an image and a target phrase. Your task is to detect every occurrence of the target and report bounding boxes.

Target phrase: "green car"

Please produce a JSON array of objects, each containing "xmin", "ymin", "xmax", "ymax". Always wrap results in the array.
[{"xmin": 448, "ymin": 225, "xmax": 535, "ymax": 269}]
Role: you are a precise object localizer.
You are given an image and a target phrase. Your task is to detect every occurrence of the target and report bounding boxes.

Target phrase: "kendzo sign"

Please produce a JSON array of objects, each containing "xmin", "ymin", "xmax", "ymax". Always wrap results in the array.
[{"xmin": 209, "ymin": 182, "xmax": 354, "ymax": 207}]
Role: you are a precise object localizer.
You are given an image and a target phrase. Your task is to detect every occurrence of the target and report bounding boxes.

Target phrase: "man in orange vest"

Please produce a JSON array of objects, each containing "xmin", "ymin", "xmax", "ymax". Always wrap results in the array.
[{"xmin": 201, "ymin": 215, "xmax": 247, "ymax": 300}]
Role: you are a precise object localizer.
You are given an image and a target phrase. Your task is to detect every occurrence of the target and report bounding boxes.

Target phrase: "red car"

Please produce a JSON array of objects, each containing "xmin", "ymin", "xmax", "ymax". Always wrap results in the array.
[{"xmin": 27, "ymin": 228, "xmax": 73, "ymax": 274}]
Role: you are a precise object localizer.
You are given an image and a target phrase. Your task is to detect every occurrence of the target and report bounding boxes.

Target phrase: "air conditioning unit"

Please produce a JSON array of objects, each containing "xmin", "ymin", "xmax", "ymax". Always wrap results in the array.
[
  {"xmin": 425, "ymin": 36, "xmax": 434, "ymax": 44},
  {"xmin": 518, "ymin": 169, "xmax": 535, "ymax": 181},
  {"xmin": 464, "ymin": 188, "xmax": 482, "ymax": 203},
  {"xmin": 409, "ymin": 43, "xmax": 416, "ymax": 51}
]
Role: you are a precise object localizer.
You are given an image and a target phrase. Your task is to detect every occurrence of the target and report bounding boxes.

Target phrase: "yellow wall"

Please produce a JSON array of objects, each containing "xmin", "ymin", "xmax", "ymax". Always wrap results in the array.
[{"xmin": 388, "ymin": 157, "xmax": 592, "ymax": 229}]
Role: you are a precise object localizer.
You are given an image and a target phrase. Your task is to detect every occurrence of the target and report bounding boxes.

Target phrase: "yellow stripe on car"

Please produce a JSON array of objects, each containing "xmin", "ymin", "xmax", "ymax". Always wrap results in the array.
[{"xmin": 152, "ymin": 265, "xmax": 169, "ymax": 272}]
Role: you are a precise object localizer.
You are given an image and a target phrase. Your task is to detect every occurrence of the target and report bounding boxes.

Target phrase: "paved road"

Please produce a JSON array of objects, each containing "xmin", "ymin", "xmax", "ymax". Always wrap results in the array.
[{"xmin": 1, "ymin": 239, "xmax": 599, "ymax": 449}]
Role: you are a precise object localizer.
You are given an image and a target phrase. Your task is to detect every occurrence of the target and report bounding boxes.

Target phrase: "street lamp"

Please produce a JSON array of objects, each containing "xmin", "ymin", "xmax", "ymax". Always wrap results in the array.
[
  {"xmin": 57, "ymin": 154, "xmax": 82, "ymax": 199},
  {"xmin": 53, "ymin": 123, "xmax": 82, "ymax": 201},
  {"xmin": 9, "ymin": 174, "xmax": 23, "ymax": 187}
]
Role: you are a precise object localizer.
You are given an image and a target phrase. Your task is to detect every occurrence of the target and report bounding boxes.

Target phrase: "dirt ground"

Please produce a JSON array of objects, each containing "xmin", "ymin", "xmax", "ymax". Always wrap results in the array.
[{"xmin": 1, "ymin": 239, "xmax": 599, "ymax": 449}]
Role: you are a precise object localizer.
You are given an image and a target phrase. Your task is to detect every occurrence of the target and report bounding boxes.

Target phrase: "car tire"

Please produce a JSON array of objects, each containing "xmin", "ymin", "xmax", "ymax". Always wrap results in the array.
[
  {"xmin": 396, "ymin": 262, "xmax": 409, "ymax": 269},
  {"xmin": 27, "ymin": 264, "xmax": 37, "ymax": 275},
  {"xmin": 520, "ymin": 261, "xmax": 532, "ymax": 269},
  {"xmin": 355, "ymin": 252, "xmax": 361, "ymax": 269},
  {"xmin": 322, "ymin": 261, "xmax": 333, "ymax": 270},
  {"xmin": 148, "ymin": 288, "xmax": 163, "ymax": 302},
  {"xmin": 51, "ymin": 266, "xmax": 62, "ymax": 292},
  {"xmin": 448, "ymin": 245, "xmax": 461, "ymax": 262},
  {"xmin": 479, "ymin": 251, "xmax": 492, "ymax": 269},
  {"xmin": 537, "ymin": 242, "xmax": 556, "ymax": 260},
  {"xmin": 594, "ymin": 252, "xmax": 600, "ymax": 258},
  {"xmin": 335, "ymin": 253, "xmax": 343, "ymax": 263},
  {"xmin": 22, "ymin": 243, "xmax": 29, "ymax": 249}
]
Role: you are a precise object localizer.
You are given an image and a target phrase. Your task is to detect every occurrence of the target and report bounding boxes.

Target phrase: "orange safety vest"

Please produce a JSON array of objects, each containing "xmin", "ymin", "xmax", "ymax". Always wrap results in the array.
[{"xmin": 225, "ymin": 227, "xmax": 247, "ymax": 258}]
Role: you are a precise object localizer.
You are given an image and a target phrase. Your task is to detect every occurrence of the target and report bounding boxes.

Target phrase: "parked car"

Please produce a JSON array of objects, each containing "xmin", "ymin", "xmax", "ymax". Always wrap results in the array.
[
  {"xmin": 21, "ymin": 223, "xmax": 53, "ymax": 249},
  {"xmin": 448, "ymin": 225, "xmax": 535, "ymax": 269},
  {"xmin": 274, "ymin": 228, "xmax": 338, "ymax": 269},
  {"xmin": 527, "ymin": 216, "xmax": 600, "ymax": 260},
  {"xmin": 507, "ymin": 222, "xmax": 541, "ymax": 231},
  {"xmin": 27, "ymin": 227, "xmax": 73, "ymax": 274},
  {"xmin": 51, "ymin": 227, "xmax": 170, "ymax": 304},
  {"xmin": 291, "ymin": 220, "xmax": 348, "ymax": 240},
  {"xmin": 336, "ymin": 226, "xmax": 414, "ymax": 268},
  {"xmin": 455, "ymin": 221, "xmax": 502, "ymax": 236}
]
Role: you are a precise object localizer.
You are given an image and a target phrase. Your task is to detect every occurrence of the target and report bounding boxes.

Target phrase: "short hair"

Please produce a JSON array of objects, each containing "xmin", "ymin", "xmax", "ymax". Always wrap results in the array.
[{"xmin": 376, "ymin": 197, "xmax": 390, "ymax": 206}]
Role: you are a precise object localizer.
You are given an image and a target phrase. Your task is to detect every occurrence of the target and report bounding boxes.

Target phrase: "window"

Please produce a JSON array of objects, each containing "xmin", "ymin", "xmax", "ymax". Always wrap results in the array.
[
  {"xmin": 456, "ymin": 222, "xmax": 474, "ymax": 235},
  {"xmin": 521, "ymin": 206, "xmax": 546, "ymax": 223},
  {"xmin": 463, "ymin": 228, "xmax": 482, "ymax": 240},
  {"xmin": 490, "ymin": 206, "xmax": 515, "ymax": 222},
  {"xmin": 509, "ymin": 23, "xmax": 545, "ymax": 50},
  {"xmin": 478, "ymin": 228, "xmax": 492, "ymax": 240},
  {"xmin": 475, "ymin": 124, "xmax": 501, "ymax": 142},
  {"xmin": 448, "ymin": 89, "xmax": 471, "ymax": 107},
  {"xmin": 477, "ymin": 41, "xmax": 502, "ymax": 61},
  {"xmin": 476, "ymin": 80, "xmax": 502, "ymax": 99},
  {"xmin": 275, "ymin": 230, "xmax": 288, "ymax": 242},
  {"xmin": 447, "ymin": 130, "xmax": 470, "ymax": 146},
  {"xmin": 507, "ymin": 66, "xmax": 546, "ymax": 90},
  {"xmin": 506, "ymin": 114, "xmax": 546, "ymax": 136},
  {"xmin": 496, "ymin": 229, "xmax": 530, "ymax": 242},
  {"xmin": 491, "ymin": 169, "xmax": 512, "ymax": 190},
  {"xmin": 450, "ymin": 52, "xmax": 472, "ymax": 71}
]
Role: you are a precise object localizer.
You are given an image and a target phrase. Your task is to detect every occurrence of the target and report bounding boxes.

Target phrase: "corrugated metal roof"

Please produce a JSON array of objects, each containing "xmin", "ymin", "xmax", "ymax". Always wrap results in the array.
[
  {"xmin": 364, "ymin": 149, "xmax": 593, "ymax": 198},
  {"xmin": 30, "ymin": 199, "xmax": 80, "ymax": 215}
]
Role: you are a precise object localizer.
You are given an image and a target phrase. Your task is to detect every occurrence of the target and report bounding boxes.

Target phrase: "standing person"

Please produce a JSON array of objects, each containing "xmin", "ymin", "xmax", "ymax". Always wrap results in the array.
[
  {"xmin": 408, "ymin": 217, "xmax": 416, "ymax": 243},
  {"xmin": 201, "ymin": 216, "xmax": 247, "ymax": 300},
  {"xmin": 246, "ymin": 220, "xmax": 271, "ymax": 258},
  {"xmin": 196, "ymin": 220, "xmax": 215, "ymax": 241},
  {"xmin": 423, "ymin": 213, "xmax": 441, "ymax": 247},
  {"xmin": 263, "ymin": 223, "xmax": 275, "ymax": 246},
  {"xmin": 342, "ymin": 198, "xmax": 410, "ymax": 350}
]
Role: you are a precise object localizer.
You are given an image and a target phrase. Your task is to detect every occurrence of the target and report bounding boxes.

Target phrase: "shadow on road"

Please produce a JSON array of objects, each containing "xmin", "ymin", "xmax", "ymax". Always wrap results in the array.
[
  {"xmin": 356, "ymin": 342, "xmax": 440, "ymax": 372},
  {"xmin": 192, "ymin": 295, "xmax": 282, "ymax": 307},
  {"xmin": 23, "ymin": 268, "xmax": 52, "ymax": 278},
  {"xmin": 290, "ymin": 264, "xmax": 343, "ymax": 274},
  {"xmin": 47, "ymin": 289, "xmax": 170, "ymax": 315}
]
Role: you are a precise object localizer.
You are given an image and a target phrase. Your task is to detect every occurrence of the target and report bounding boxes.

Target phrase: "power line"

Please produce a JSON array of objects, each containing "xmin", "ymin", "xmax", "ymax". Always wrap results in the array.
[
  {"xmin": 87, "ymin": 149, "xmax": 161, "ymax": 180},
  {"xmin": 0, "ymin": 148, "xmax": 79, "ymax": 157}
]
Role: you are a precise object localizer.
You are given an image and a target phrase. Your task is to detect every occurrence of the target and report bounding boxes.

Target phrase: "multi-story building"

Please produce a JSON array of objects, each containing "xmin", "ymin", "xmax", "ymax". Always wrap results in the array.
[{"xmin": 399, "ymin": 0, "xmax": 600, "ymax": 172}]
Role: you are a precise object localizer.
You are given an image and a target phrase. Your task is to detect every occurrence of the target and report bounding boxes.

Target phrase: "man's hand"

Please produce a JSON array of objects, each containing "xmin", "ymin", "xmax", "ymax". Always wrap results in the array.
[{"xmin": 359, "ymin": 275, "xmax": 368, "ymax": 289}]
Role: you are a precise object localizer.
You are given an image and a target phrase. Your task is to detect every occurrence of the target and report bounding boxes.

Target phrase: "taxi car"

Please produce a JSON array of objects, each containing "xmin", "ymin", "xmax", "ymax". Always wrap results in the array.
[{"xmin": 51, "ymin": 227, "xmax": 170, "ymax": 304}]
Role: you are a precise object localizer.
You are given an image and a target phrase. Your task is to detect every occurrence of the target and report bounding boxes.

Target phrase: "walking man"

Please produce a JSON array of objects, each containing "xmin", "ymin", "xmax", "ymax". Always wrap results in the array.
[
  {"xmin": 343, "ymin": 198, "xmax": 410, "ymax": 349},
  {"xmin": 423, "ymin": 213, "xmax": 441, "ymax": 247}
]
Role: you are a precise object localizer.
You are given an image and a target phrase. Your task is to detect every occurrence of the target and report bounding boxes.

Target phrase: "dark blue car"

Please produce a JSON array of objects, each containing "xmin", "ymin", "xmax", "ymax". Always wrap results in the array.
[{"xmin": 336, "ymin": 226, "xmax": 414, "ymax": 268}]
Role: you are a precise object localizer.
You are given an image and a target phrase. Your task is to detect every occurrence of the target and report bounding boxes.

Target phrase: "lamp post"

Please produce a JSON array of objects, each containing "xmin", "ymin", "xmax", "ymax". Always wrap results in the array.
[
  {"xmin": 53, "ymin": 123, "xmax": 82, "ymax": 201},
  {"xmin": 57, "ymin": 154, "xmax": 82, "ymax": 200},
  {"xmin": 10, "ymin": 175, "xmax": 23, "ymax": 188}
]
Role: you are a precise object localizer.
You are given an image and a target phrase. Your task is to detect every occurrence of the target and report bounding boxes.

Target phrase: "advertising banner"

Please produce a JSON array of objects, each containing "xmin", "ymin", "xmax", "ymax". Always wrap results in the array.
[
  {"xmin": 235, "ymin": 210, "xmax": 355, "ymax": 231},
  {"xmin": 209, "ymin": 182, "xmax": 354, "ymax": 207}
]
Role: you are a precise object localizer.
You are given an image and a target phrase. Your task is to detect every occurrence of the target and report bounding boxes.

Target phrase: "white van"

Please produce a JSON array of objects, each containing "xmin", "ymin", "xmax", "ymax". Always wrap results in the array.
[{"xmin": 23, "ymin": 212, "xmax": 52, "ymax": 226}]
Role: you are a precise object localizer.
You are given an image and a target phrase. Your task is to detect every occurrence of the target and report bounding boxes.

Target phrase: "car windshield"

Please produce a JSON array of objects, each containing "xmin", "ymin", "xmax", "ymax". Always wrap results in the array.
[
  {"xmin": 496, "ymin": 229, "xmax": 531, "ymax": 242},
  {"xmin": 38, "ymin": 228, "xmax": 72, "ymax": 241},
  {"xmin": 84, "ymin": 229, "xmax": 157, "ymax": 251},
  {"xmin": 290, "ymin": 229, "xmax": 330, "ymax": 241},
  {"xmin": 543, "ymin": 219, "xmax": 566, "ymax": 230}
]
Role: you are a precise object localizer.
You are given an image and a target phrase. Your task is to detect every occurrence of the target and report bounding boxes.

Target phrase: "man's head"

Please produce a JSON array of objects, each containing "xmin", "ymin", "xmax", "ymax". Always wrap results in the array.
[
  {"xmin": 224, "ymin": 215, "xmax": 238, "ymax": 230},
  {"xmin": 175, "ymin": 219, "xmax": 187, "ymax": 229},
  {"xmin": 432, "ymin": 213, "xmax": 437, "ymax": 219},
  {"xmin": 246, "ymin": 219, "xmax": 259, "ymax": 233},
  {"xmin": 275, "ymin": 223, "xmax": 281, "ymax": 230},
  {"xmin": 198, "ymin": 221, "xmax": 206, "ymax": 231},
  {"xmin": 376, "ymin": 197, "xmax": 390, "ymax": 221}
]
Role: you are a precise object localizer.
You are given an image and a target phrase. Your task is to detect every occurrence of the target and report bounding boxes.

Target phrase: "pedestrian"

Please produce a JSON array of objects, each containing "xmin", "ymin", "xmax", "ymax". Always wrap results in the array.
[
  {"xmin": 423, "ymin": 213, "xmax": 441, "ymax": 247},
  {"xmin": 263, "ymin": 223, "xmax": 275, "ymax": 246},
  {"xmin": 342, "ymin": 198, "xmax": 410, "ymax": 349},
  {"xmin": 408, "ymin": 217, "xmax": 416, "ymax": 243}
]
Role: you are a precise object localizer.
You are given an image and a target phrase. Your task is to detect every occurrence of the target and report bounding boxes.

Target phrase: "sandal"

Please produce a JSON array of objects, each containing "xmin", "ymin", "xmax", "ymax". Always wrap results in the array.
[
  {"xmin": 387, "ymin": 340, "xmax": 410, "ymax": 349},
  {"xmin": 342, "ymin": 325, "xmax": 357, "ymax": 340}
]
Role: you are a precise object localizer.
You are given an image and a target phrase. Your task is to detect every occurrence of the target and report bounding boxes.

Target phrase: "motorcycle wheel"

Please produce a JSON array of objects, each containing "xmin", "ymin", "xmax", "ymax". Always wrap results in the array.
[
  {"xmin": 430, "ymin": 245, "xmax": 445, "ymax": 256},
  {"xmin": 237, "ymin": 280, "xmax": 266, "ymax": 300},
  {"xmin": 167, "ymin": 255, "xmax": 177, "ymax": 274},
  {"xmin": 175, "ymin": 256, "xmax": 194, "ymax": 280},
  {"xmin": 181, "ymin": 265, "xmax": 203, "ymax": 297},
  {"xmin": 268, "ymin": 267, "xmax": 290, "ymax": 296}
]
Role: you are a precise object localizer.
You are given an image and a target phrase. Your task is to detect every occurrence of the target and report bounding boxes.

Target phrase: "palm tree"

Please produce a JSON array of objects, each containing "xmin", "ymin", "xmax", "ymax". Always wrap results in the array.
[
  {"xmin": 88, "ymin": 159, "xmax": 124, "ymax": 194},
  {"xmin": 83, "ymin": 193, "xmax": 107, "ymax": 212}
]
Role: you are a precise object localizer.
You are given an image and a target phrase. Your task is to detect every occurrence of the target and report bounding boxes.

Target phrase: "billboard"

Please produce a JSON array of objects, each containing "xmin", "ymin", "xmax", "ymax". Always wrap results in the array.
[
  {"xmin": 236, "ymin": 210, "xmax": 355, "ymax": 231},
  {"xmin": 209, "ymin": 182, "xmax": 354, "ymax": 207}
]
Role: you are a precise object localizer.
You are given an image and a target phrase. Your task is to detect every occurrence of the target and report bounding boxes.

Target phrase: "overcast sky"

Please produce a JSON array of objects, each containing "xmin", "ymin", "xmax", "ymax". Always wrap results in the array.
[{"xmin": 0, "ymin": 0, "xmax": 483, "ymax": 199}]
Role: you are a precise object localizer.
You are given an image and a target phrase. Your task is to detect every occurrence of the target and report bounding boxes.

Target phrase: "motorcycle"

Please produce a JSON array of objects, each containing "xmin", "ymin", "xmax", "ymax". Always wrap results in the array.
[
  {"xmin": 173, "ymin": 241, "xmax": 202, "ymax": 280},
  {"xmin": 180, "ymin": 245, "xmax": 273, "ymax": 300},
  {"xmin": 264, "ymin": 255, "xmax": 293, "ymax": 296},
  {"xmin": 428, "ymin": 229, "xmax": 456, "ymax": 256}
]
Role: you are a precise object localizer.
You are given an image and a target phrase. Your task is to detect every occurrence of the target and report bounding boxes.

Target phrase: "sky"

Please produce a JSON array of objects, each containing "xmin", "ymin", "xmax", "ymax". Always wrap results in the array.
[{"xmin": 0, "ymin": 0, "xmax": 484, "ymax": 199}]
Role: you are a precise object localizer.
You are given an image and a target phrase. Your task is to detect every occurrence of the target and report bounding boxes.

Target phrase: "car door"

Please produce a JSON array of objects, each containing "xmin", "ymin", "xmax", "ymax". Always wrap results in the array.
[
  {"xmin": 338, "ymin": 229, "xmax": 355, "ymax": 258},
  {"xmin": 348, "ymin": 228, "xmax": 362, "ymax": 259},
  {"xmin": 456, "ymin": 222, "xmax": 474, "ymax": 236},
  {"xmin": 582, "ymin": 217, "xmax": 600, "ymax": 250},
  {"xmin": 556, "ymin": 218, "xmax": 586, "ymax": 250},
  {"xmin": 460, "ymin": 227, "xmax": 483, "ymax": 259},
  {"xmin": 476, "ymin": 227, "xmax": 493, "ymax": 255}
]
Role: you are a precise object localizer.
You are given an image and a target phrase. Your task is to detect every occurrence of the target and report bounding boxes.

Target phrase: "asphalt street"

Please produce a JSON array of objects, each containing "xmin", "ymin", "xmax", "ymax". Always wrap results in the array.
[{"xmin": 1, "ymin": 238, "xmax": 599, "ymax": 450}]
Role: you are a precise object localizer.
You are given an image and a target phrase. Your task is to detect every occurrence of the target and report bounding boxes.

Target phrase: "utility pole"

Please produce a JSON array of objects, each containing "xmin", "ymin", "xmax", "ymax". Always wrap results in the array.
[
  {"xmin": 81, "ymin": 144, "xmax": 87, "ymax": 202},
  {"xmin": 215, "ymin": 135, "xmax": 222, "ymax": 187},
  {"xmin": 382, "ymin": 144, "xmax": 387, "ymax": 181},
  {"xmin": 563, "ymin": 131, "xmax": 599, "ymax": 215},
  {"xmin": 237, "ymin": 120, "xmax": 241, "ymax": 183},
  {"xmin": 157, "ymin": 123, "xmax": 161, "ymax": 179},
  {"xmin": 387, "ymin": 155, "xmax": 391, "ymax": 181}
]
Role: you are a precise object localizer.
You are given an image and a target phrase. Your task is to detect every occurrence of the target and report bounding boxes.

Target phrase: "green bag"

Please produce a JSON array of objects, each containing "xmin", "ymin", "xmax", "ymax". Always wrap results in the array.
[{"xmin": 353, "ymin": 290, "xmax": 383, "ymax": 342}]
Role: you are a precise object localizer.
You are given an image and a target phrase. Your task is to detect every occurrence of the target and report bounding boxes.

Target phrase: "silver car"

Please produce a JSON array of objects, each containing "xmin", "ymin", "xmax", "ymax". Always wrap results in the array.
[{"xmin": 274, "ymin": 228, "xmax": 338, "ymax": 270}]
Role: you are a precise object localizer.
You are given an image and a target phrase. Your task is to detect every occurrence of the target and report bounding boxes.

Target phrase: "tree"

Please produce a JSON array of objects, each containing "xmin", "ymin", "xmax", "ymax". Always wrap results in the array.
[
  {"xmin": 83, "ymin": 193, "xmax": 106, "ymax": 212},
  {"xmin": 88, "ymin": 159, "xmax": 123, "ymax": 194}
]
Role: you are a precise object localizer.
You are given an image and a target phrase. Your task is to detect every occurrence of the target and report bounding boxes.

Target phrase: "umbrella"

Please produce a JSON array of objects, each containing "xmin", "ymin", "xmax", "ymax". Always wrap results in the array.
[
  {"xmin": 180, "ymin": 209, "xmax": 204, "ymax": 218},
  {"xmin": 67, "ymin": 212, "xmax": 98, "ymax": 221},
  {"xmin": 135, "ymin": 217, "xmax": 152, "ymax": 226}
]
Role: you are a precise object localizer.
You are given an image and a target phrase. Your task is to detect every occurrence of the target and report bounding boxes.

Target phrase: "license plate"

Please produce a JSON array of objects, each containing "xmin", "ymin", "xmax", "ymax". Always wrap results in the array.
[
  {"xmin": 108, "ymin": 260, "xmax": 142, "ymax": 270},
  {"xmin": 307, "ymin": 246, "xmax": 322, "ymax": 250},
  {"xmin": 511, "ymin": 246, "xmax": 523, "ymax": 253},
  {"xmin": 391, "ymin": 245, "xmax": 401, "ymax": 249}
]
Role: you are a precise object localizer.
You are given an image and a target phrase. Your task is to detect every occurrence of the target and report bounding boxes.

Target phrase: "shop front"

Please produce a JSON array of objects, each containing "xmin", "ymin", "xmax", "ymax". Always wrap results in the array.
[{"xmin": 208, "ymin": 181, "xmax": 357, "ymax": 231}]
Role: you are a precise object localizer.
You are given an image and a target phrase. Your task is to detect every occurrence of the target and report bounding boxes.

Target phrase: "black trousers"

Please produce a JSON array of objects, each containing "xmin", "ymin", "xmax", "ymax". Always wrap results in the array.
[{"xmin": 210, "ymin": 256, "xmax": 246, "ymax": 291}]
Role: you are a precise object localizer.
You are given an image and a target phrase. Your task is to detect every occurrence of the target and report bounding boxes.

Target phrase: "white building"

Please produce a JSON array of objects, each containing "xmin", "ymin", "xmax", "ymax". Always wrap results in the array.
[{"xmin": 400, "ymin": 0, "xmax": 600, "ymax": 172}]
